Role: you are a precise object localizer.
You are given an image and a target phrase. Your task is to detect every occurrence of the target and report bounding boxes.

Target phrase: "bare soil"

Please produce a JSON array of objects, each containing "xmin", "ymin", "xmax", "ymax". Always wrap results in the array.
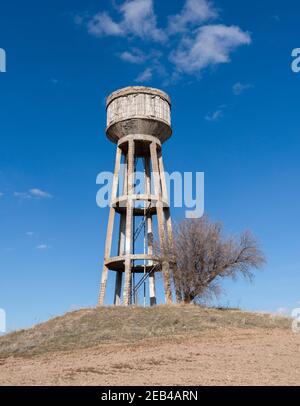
[{"xmin": 0, "ymin": 306, "xmax": 298, "ymax": 386}]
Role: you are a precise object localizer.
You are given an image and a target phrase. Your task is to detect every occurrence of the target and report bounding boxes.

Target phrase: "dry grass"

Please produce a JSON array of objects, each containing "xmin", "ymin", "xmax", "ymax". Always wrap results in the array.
[{"xmin": 0, "ymin": 305, "xmax": 290, "ymax": 359}]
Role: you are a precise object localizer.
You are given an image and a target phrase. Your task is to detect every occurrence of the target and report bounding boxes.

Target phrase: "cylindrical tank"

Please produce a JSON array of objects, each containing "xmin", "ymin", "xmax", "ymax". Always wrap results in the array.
[{"xmin": 106, "ymin": 86, "xmax": 172, "ymax": 144}]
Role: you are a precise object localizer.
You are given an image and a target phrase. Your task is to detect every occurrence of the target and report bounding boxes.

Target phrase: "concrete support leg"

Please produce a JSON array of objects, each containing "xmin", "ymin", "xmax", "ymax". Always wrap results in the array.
[
  {"xmin": 144, "ymin": 155, "xmax": 156, "ymax": 306},
  {"xmin": 98, "ymin": 266, "xmax": 109, "ymax": 306},
  {"xmin": 114, "ymin": 272, "xmax": 122, "ymax": 306},
  {"xmin": 114, "ymin": 213, "xmax": 126, "ymax": 305},
  {"xmin": 150, "ymin": 142, "xmax": 172, "ymax": 305},
  {"xmin": 98, "ymin": 146, "xmax": 122, "ymax": 306},
  {"xmin": 165, "ymin": 207, "xmax": 181, "ymax": 303},
  {"xmin": 148, "ymin": 239, "xmax": 157, "ymax": 307},
  {"xmin": 123, "ymin": 139, "xmax": 135, "ymax": 306}
]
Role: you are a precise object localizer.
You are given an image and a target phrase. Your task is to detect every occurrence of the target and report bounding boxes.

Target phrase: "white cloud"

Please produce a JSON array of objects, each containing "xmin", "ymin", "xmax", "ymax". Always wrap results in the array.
[
  {"xmin": 14, "ymin": 192, "xmax": 32, "ymax": 199},
  {"xmin": 205, "ymin": 109, "xmax": 223, "ymax": 121},
  {"xmin": 88, "ymin": 12, "xmax": 124, "ymax": 37},
  {"xmin": 162, "ymin": 71, "xmax": 181, "ymax": 86},
  {"xmin": 233, "ymin": 82, "xmax": 253, "ymax": 95},
  {"xmin": 171, "ymin": 24, "xmax": 251, "ymax": 74},
  {"xmin": 0, "ymin": 192, "xmax": 4, "ymax": 197},
  {"xmin": 135, "ymin": 68, "xmax": 153, "ymax": 82},
  {"xmin": 14, "ymin": 189, "xmax": 52, "ymax": 199},
  {"xmin": 36, "ymin": 244, "xmax": 50, "ymax": 250},
  {"xmin": 26, "ymin": 232, "xmax": 35, "ymax": 236},
  {"xmin": 119, "ymin": 49, "xmax": 146, "ymax": 64},
  {"xmin": 121, "ymin": 0, "xmax": 166, "ymax": 42},
  {"xmin": 87, "ymin": 0, "xmax": 166, "ymax": 43},
  {"xmin": 168, "ymin": 0, "xmax": 218, "ymax": 34},
  {"xmin": 29, "ymin": 188, "xmax": 52, "ymax": 199},
  {"xmin": 82, "ymin": 1, "xmax": 252, "ymax": 81}
]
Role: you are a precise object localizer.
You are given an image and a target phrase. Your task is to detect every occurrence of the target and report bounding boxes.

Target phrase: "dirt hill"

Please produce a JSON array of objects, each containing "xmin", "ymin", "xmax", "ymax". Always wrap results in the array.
[{"xmin": 0, "ymin": 305, "xmax": 299, "ymax": 386}]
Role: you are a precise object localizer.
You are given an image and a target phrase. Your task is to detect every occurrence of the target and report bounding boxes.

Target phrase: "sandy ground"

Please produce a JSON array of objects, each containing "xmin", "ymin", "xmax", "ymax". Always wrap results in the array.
[{"xmin": 0, "ymin": 328, "xmax": 299, "ymax": 386}]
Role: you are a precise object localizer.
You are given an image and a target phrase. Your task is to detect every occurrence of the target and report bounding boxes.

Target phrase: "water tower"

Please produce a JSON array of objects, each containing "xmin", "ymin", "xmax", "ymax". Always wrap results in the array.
[{"xmin": 98, "ymin": 86, "xmax": 174, "ymax": 306}]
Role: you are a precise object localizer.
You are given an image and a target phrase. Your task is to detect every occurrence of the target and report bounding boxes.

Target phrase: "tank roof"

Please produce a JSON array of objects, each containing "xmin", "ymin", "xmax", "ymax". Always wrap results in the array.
[{"xmin": 106, "ymin": 86, "xmax": 171, "ymax": 108}]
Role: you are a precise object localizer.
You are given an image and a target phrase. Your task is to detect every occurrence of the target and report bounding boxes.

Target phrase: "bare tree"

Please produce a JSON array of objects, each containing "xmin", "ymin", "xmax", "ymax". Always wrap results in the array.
[{"xmin": 159, "ymin": 217, "xmax": 266, "ymax": 304}]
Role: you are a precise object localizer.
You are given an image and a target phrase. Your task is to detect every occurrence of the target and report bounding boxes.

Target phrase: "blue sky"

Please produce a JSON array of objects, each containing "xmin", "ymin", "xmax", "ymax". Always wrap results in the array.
[{"xmin": 0, "ymin": 0, "xmax": 300, "ymax": 331}]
